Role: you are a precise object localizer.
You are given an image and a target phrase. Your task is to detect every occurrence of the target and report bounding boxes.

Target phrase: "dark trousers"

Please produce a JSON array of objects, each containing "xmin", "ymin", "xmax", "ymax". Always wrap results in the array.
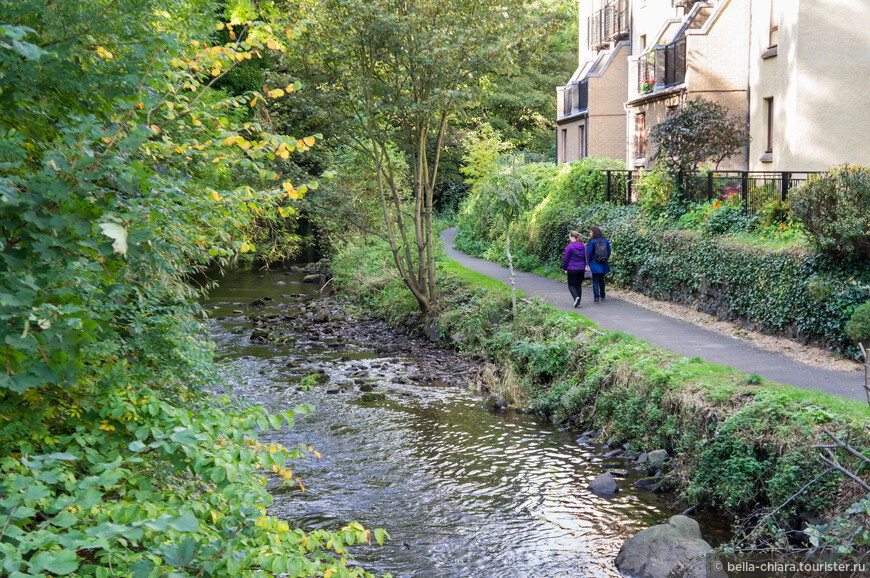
[
  {"xmin": 591, "ymin": 273, "xmax": 606, "ymax": 300},
  {"xmin": 566, "ymin": 270, "xmax": 584, "ymax": 302}
]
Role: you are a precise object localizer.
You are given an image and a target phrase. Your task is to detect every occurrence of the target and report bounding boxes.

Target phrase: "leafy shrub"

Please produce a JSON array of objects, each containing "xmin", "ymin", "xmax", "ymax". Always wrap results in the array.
[
  {"xmin": 676, "ymin": 197, "xmax": 757, "ymax": 236},
  {"xmin": 845, "ymin": 302, "xmax": 870, "ymax": 344},
  {"xmin": 790, "ymin": 165, "xmax": 870, "ymax": 260},
  {"xmin": 758, "ymin": 198, "xmax": 790, "ymax": 228}
]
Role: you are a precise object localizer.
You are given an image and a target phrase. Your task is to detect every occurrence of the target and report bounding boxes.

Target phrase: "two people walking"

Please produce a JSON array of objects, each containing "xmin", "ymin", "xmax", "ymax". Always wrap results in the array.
[{"xmin": 562, "ymin": 226, "xmax": 610, "ymax": 307}]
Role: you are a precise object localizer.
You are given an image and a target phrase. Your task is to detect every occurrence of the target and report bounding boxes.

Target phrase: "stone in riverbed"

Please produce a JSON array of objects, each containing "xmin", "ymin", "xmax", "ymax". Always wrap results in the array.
[
  {"xmin": 325, "ymin": 386, "xmax": 341, "ymax": 394},
  {"xmin": 646, "ymin": 449, "xmax": 670, "ymax": 474},
  {"xmin": 358, "ymin": 383, "xmax": 374, "ymax": 392},
  {"xmin": 615, "ymin": 515, "xmax": 724, "ymax": 578},
  {"xmin": 633, "ymin": 477, "xmax": 660, "ymax": 490},
  {"xmin": 587, "ymin": 472, "xmax": 619, "ymax": 494},
  {"xmin": 312, "ymin": 312, "xmax": 329, "ymax": 323},
  {"xmin": 359, "ymin": 392, "xmax": 386, "ymax": 402},
  {"xmin": 604, "ymin": 449, "xmax": 624, "ymax": 458},
  {"xmin": 482, "ymin": 394, "xmax": 508, "ymax": 412},
  {"xmin": 302, "ymin": 274, "xmax": 324, "ymax": 284}
]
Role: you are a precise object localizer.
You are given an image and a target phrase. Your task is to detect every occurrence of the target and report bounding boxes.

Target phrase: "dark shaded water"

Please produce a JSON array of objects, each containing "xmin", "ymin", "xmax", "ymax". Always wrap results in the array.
[{"xmin": 202, "ymin": 269, "xmax": 729, "ymax": 577}]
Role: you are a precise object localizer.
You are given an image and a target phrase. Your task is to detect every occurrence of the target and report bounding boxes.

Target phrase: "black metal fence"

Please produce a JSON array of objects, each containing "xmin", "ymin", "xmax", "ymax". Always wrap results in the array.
[{"xmin": 586, "ymin": 170, "xmax": 821, "ymax": 213}]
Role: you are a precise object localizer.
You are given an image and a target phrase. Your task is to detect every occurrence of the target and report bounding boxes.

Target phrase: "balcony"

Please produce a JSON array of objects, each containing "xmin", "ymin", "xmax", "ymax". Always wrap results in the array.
[
  {"xmin": 589, "ymin": 0, "xmax": 629, "ymax": 50},
  {"xmin": 636, "ymin": 37, "xmax": 686, "ymax": 95},
  {"xmin": 562, "ymin": 79, "xmax": 589, "ymax": 117}
]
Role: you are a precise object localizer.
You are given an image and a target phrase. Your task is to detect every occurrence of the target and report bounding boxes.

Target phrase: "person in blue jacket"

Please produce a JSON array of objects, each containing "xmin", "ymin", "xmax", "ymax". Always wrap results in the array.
[
  {"xmin": 586, "ymin": 226, "xmax": 611, "ymax": 303},
  {"xmin": 562, "ymin": 230, "xmax": 587, "ymax": 308}
]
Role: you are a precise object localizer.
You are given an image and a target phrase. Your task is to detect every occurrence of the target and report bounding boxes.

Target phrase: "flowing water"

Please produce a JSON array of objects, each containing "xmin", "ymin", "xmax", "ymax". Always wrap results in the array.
[{"xmin": 202, "ymin": 269, "xmax": 729, "ymax": 577}]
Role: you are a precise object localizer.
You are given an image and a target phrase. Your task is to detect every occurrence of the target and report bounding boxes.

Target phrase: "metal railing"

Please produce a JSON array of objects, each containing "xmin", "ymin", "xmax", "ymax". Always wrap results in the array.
[
  {"xmin": 562, "ymin": 79, "xmax": 588, "ymax": 117},
  {"xmin": 637, "ymin": 52, "xmax": 655, "ymax": 94},
  {"xmin": 589, "ymin": 0, "xmax": 629, "ymax": 48},
  {"xmin": 663, "ymin": 37, "xmax": 686, "ymax": 87},
  {"xmin": 572, "ymin": 170, "xmax": 821, "ymax": 214}
]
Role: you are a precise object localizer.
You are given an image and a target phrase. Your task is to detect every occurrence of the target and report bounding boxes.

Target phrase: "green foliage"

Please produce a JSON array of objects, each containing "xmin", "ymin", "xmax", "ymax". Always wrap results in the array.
[
  {"xmin": 790, "ymin": 165, "xmax": 870, "ymax": 260},
  {"xmin": 676, "ymin": 196, "xmax": 758, "ymax": 236},
  {"xmin": 648, "ymin": 98, "xmax": 750, "ymax": 174},
  {"xmin": 0, "ymin": 0, "xmax": 378, "ymax": 574},
  {"xmin": 845, "ymin": 302, "xmax": 870, "ymax": 344}
]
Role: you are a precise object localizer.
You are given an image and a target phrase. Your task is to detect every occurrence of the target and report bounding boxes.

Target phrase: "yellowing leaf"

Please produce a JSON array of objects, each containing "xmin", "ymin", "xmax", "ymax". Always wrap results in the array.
[
  {"xmin": 211, "ymin": 68, "xmax": 220, "ymax": 76},
  {"xmin": 210, "ymin": 191, "xmax": 223, "ymax": 202},
  {"xmin": 150, "ymin": 125, "xmax": 160, "ymax": 134},
  {"xmin": 235, "ymin": 52, "xmax": 246, "ymax": 62},
  {"xmin": 239, "ymin": 242, "xmax": 251, "ymax": 253},
  {"xmin": 268, "ymin": 89, "xmax": 285, "ymax": 98},
  {"xmin": 278, "ymin": 150, "xmax": 289, "ymax": 160},
  {"xmin": 267, "ymin": 40, "xmax": 278, "ymax": 50},
  {"xmin": 98, "ymin": 222, "xmax": 128, "ymax": 256},
  {"xmin": 282, "ymin": 182, "xmax": 295, "ymax": 193},
  {"xmin": 324, "ymin": 569, "xmax": 335, "ymax": 578},
  {"xmin": 95, "ymin": 46, "xmax": 114, "ymax": 60},
  {"xmin": 285, "ymin": 84, "xmax": 295, "ymax": 93},
  {"xmin": 216, "ymin": 22, "xmax": 225, "ymax": 30},
  {"xmin": 303, "ymin": 136, "xmax": 316, "ymax": 147}
]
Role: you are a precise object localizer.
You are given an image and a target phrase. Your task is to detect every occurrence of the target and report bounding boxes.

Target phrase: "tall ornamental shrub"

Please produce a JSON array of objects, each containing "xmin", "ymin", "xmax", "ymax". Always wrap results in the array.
[{"xmin": 790, "ymin": 165, "xmax": 870, "ymax": 260}]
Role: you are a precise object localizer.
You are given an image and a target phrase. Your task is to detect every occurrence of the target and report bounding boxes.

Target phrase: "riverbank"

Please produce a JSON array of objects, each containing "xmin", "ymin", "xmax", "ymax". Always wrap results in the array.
[{"xmin": 330, "ymin": 237, "xmax": 870, "ymax": 556}]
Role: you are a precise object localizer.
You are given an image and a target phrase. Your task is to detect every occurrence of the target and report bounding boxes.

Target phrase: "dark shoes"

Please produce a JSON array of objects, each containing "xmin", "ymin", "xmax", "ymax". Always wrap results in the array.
[
  {"xmin": 573, "ymin": 297, "xmax": 581, "ymax": 308},
  {"xmin": 594, "ymin": 299, "xmax": 599, "ymax": 303}
]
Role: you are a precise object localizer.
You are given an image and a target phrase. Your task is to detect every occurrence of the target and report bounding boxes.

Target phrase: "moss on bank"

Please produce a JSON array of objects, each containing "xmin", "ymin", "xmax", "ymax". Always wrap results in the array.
[{"xmin": 332, "ymin": 237, "xmax": 870, "ymax": 543}]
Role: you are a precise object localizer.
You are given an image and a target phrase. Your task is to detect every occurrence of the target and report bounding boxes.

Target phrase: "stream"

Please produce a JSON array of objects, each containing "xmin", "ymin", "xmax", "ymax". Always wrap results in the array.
[{"xmin": 202, "ymin": 267, "xmax": 729, "ymax": 577}]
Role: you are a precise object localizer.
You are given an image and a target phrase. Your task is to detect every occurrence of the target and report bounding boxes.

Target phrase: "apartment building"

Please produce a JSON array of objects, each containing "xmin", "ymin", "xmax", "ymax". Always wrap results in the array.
[
  {"xmin": 555, "ymin": 0, "xmax": 630, "ymax": 164},
  {"xmin": 748, "ymin": 0, "xmax": 870, "ymax": 171},
  {"xmin": 557, "ymin": 0, "xmax": 870, "ymax": 171}
]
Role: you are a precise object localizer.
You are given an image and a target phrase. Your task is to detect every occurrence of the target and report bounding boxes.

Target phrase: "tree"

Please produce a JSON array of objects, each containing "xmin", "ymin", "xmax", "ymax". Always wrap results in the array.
[
  {"xmin": 649, "ymin": 98, "xmax": 749, "ymax": 174},
  {"xmin": 280, "ymin": 0, "xmax": 523, "ymax": 315},
  {"xmin": 482, "ymin": 154, "xmax": 534, "ymax": 314}
]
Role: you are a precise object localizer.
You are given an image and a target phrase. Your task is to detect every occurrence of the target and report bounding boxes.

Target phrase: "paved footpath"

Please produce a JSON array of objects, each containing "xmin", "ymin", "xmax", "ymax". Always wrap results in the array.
[{"xmin": 442, "ymin": 228, "xmax": 865, "ymax": 401}]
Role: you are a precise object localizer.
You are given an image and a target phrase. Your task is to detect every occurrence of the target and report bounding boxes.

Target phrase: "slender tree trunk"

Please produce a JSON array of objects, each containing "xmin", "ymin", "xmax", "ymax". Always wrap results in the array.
[{"xmin": 506, "ymin": 221, "xmax": 516, "ymax": 316}]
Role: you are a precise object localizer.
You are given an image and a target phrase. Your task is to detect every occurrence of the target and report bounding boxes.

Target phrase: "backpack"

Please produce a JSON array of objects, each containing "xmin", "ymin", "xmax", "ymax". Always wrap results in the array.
[{"xmin": 593, "ymin": 239, "xmax": 609, "ymax": 263}]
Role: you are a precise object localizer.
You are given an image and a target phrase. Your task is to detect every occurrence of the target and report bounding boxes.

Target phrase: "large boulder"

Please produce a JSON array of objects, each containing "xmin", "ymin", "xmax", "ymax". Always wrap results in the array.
[
  {"xmin": 302, "ymin": 274, "xmax": 324, "ymax": 284},
  {"xmin": 587, "ymin": 472, "xmax": 619, "ymax": 495},
  {"xmin": 615, "ymin": 515, "xmax": 724, "ymax": 578}
]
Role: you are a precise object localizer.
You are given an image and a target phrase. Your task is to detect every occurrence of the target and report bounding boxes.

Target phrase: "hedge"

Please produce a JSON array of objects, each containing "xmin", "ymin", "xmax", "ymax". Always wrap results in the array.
[{"xmin": 455, "ymin": 160, "xmax": 870, "ymax": 354}]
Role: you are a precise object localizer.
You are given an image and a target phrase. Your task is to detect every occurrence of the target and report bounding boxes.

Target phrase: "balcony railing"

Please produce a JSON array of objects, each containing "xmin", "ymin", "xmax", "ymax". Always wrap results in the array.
[
  {"xmin": 636, "ymin": 37, "xmax": 686, "ymax": 95},
  {"xmin": 637, "ymin": 52, "xmax": 655, "ymax": 94},
  {"xmin": 663, "ymin": 37, "xmax": 686, "ymax": 87},
  {"xmin": 589, "ymin": 0, "xmax": 629, "ymax": 49},
  {"xmin": 562, "ymin": 79, "xmax": 588, "ymax": 117}
]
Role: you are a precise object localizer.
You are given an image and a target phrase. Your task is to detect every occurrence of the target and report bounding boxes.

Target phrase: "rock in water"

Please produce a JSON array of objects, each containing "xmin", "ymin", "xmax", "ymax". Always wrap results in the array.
[
  {"xmin": 646, "ymin": 449, "xmax": 670, "ymax": 474},
  {"xmin": 482, "ymin": 394, "xmax": 507, "ymax": 411},
  {"xmin": 312, "ymin": 312, "xmax": 328, "ymax": 323},
  {"xmin": 615, "ymin": 515, "xmax": 725, "ymax": 578},
  {"xmin": 302, "ymin": 274, "xmax": 324, "ymax": 284},
  {"xmin": 359, "ymin": 392, "xmax": 386, "ymax": 402},
  {"xmin": 587, "ymin": 472, "xmax": 619, "ymax": 494}
]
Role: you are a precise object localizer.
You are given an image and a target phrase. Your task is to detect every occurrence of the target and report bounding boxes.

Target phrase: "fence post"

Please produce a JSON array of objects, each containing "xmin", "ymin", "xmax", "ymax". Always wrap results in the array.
[
  {"xmin": 782, "ymin": 172, "xmax": 791, "ymax": 202},
  {"xmin": 706, "ymin": 171, "xmax": 714, "ymax": 201},
  {"xmin": 741, "ymin": 171, "xmax": 748, "ymax": 214},
  {"xmin": 606, "ymin": 170, "xmax": 612, "ymax": 204},
  {"xmin": 626, "ymin": 170, "xmax": 633, "ymax": 205}
]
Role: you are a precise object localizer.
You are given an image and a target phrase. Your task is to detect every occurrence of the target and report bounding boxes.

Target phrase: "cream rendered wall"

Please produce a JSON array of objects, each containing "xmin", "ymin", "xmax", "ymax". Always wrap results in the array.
[
  {"xmin": 632, "ymin": 0, "xmax": 682, "ymax": 51},
  {"xmin": 750, "ymin": 0, "xmax": 870, "ymax": 170}
]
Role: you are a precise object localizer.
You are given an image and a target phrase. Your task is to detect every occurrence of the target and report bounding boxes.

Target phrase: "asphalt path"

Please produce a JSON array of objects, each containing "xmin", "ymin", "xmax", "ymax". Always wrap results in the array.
[{"xmin": 442, "ymin": 227, "xmax": 866, "ymax": 402}]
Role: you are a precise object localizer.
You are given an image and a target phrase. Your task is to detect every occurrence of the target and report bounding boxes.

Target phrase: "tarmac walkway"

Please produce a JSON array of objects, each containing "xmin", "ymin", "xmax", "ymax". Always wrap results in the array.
[{"xmin": 442, "ymin": 228, "xmax": 865, "ymax": 402}]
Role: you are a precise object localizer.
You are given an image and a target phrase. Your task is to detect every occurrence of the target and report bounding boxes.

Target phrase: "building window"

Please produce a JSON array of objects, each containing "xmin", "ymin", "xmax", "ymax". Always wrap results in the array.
[
  {"xmin": 640, "ymin": 34, "xmax": 647, "ymax": 51},
  {"xmin": 764, "ymin": 98, "xmax": 773, "ymax": 153},
  {"xmin": 579, "ymin": 125, "xmax": 585, "ymax": 158},
  {"xmin": 635, "ymin": 114, "xmax": 646, "ymax": 158},
  {"xmin": 769, "ymin": 0, "xmax": 778, "ymax": 47},
  {"xmin": 561, "ymin": 128, "xmax": 567, "ymax": 163}
]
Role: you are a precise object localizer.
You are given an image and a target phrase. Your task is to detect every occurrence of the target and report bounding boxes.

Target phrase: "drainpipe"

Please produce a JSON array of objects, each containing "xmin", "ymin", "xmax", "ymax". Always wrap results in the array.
[{"xmin": 555, "ymin": 124, "xmax": 559, "ymax": 165}]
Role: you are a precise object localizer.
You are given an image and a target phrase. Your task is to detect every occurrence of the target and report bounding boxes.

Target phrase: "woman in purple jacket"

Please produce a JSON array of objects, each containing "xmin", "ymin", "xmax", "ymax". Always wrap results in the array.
[{"xmin": 562, "ymin": 230, "xmax": 588, "ymax": 308}]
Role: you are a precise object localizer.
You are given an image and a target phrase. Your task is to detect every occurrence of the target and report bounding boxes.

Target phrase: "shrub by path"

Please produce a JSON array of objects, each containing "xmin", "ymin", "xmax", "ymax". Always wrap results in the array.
[{"xmin": 442, "ymin": 227, "xmax": 865, "ymax": 401}]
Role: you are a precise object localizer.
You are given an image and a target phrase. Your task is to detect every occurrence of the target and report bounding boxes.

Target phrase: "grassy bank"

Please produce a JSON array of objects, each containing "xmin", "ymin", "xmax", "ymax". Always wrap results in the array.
[{"xmin": 331, "ymin": 236, "xmax": 870, "ymax": 549}]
